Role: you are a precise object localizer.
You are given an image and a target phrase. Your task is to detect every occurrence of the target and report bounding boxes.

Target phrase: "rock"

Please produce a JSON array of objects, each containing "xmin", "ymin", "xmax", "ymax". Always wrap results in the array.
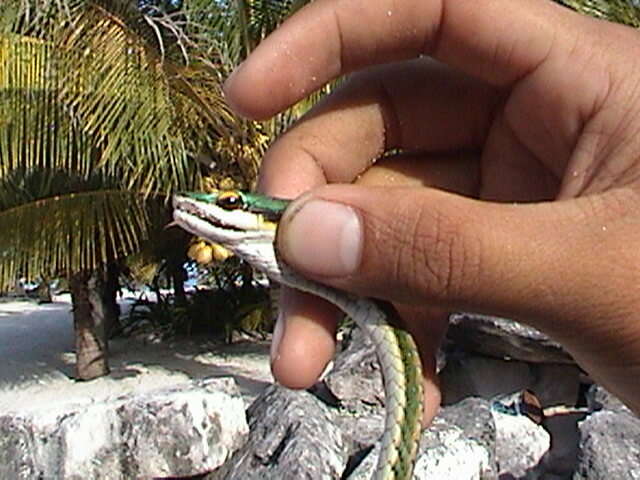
[
  {"xmin": 0, "ymin": 378, "xmax": 247, "ymax": 479},
  {"xmin": 585, "ymin": 383, "xmax": 633, "ymax": 414},
  {"xmin": 439, "ymin": 397, "xmax": 497, "ymax": 458},
  {"xmin": 334, "ymin": 412, "xmax": 385, "ymax": 463},
  {"xmin": 442, "ymin": 353, "xmax": 584, "ymax": 478},
  {"xmin": 348, "ymin": 398, "xmax": 497, "ymax": 479},
  {"xmin": 491, "ymin": 396, "xmax": 551, "ymax": 478},
  {"xmin": 0, "ymin": 415, "xmax": 38, "ymax": 478},
  {"xmin": 440, "ymin": 351, "xmax": 536, "ymax": 404},
  {"xmin": 324, "ymin": 326, "xmax": 384, "ymax": 411},
  {"xmin": 349, "ymin": 428, "xmax": 493, "ymax": 480},
  {"xmin": 208, "ymin": 384, "xmax": 347, "ymax": 479},
  {"xmin": 323, "ymin": 327, "xmax": 394, "ymax": 461},
  {"xmin": 413, "ymin": 425, "xmax": 493, "ymax": 480},
  {"xmin": 440, "ymin": 351, "xmax": 581, "ymax": 405},
  {"xmin": 574, "ymin": 409, "xmax": 640, "ymax": 480},
  {"xmin": 202, "ymin": 320, "xmax": 631, "ymax": 480},
  {"xmin": 530, "ymin": 364, "xmax": 583, "ymax": 478},
  {"xmin": 308, "ymin": 324, "xmax": 573, "ymax": 479},
  {"xmin": 448, "ymin": 313, "xmax": 575, "ymax": 364}
]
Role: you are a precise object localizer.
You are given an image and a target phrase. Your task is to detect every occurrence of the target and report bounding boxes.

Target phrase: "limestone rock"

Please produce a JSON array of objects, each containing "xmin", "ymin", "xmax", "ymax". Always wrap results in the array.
[
  {"xmin": 208, "ymin": 384, "xmax": 347, "ymax": 480},
  {"xmin": 585, "ymin": 383, "xmax": 633, "ymax": 414},
  {"xmin": 492, "ymin": 400, "xmax": 551, "ymax": 478},
  {"xmin": 324, "ymin": 326, "xmax": 384, "ymax": 410},
  {"xmin": 0, "ymin": 378, "xmax": 247, "ymax": 479},
  {"xmin": 440, "ymin": 352, "xmax": 536, "ymax": 404},
  {"xmin": 322, "ymin": 327, "xmax": 390, "ymax": 461},
  {"xmin": 440, "ymin": 351, "xmax": 581, "ymax": 406},
  {"xmin": 348, "ymin": 398, "xmax": 497, "ymax": 480},
  {"xmin": 448, "ymin": 313, "xmax": 574, "ymax": 364},
  {"xmin": 574, "ymin": 409, "xmax": 640, "ymax": 480}
]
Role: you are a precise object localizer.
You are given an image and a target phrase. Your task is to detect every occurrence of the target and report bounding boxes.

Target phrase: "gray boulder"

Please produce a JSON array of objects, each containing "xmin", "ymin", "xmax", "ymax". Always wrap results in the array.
[
  {"xmin": 208, "ymin": 384, "xmax": 347, "ymax": 479},
  {"xmin": 0, "ymin": 377, "xmax": 247, "ymax": 479},
  {"xmin": 348, "ymin": 398, "xmax": 497, "ymax": 480},
  {"xmin": 574, "ymin": 409, "xmax": 640, "ymax": 480},
  {"xmin": 448, "ymin": 313, "xmax": 575, "ymax": 364}
]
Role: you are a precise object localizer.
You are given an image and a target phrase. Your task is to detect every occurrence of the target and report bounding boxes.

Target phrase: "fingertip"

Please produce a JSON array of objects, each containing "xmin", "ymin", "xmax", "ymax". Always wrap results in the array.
[
  {"xmin": 270, "ymin": 322, "xmax": 335, "ymax": 389},
  {"xmin": 223, "ymin": 65, "xmax": 274, "ymax": 120},
  {"xmin": 222, "ymin": 19, "xmax": 330, "ymax": 121},
  {"xmin": 269, "ymin": 289, "xmax": 340, "ymax": 389},
  {"xmin": 422, "ymin": 374, "xmax": 442, "ymax": 427},
  {"xmin": 256, "ymin": 144, "xmax": 328, "ymax": 198}
]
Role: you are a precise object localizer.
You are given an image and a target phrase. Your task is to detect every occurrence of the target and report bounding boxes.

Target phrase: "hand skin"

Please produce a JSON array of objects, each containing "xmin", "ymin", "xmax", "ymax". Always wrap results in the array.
[{"xmin": 225, "ymin": 0, "xmax": 640, "ymax": 421}]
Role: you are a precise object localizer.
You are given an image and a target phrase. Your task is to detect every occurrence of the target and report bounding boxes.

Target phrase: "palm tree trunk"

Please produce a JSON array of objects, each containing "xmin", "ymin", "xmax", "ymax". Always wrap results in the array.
[
  {"xmin": 168, "ymin": 261, "xmax": 187, "ymax": 305},
  {"xmin": 103, "ymin": 262, "xmax": 122, "ymax": 337},
  {"xmin": 37, "ymin": 275, "xmax": 52, "ymax": 304},
  {"xmin": 69, "ymin": 270, "xmax": 111, "ymax": 380}
]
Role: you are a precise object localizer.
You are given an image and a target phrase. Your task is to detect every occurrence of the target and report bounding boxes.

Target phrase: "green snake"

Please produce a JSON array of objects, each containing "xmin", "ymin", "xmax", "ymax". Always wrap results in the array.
[{"xmin": 173, "ymin": 190, "xmax": 424, "ymax": 479}]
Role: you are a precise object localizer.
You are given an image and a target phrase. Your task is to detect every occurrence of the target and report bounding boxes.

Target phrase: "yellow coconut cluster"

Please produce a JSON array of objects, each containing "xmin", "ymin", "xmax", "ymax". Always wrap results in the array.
[{"xmin": 187, "ymin": 240, "xmax": 232, "ymax": 265}]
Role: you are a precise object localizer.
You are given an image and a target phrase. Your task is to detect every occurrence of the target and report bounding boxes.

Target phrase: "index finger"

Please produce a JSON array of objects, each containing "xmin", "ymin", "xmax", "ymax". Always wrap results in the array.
[{"xmin": 224, "ymin": 0, "xmax": 577, "ymax": 119}]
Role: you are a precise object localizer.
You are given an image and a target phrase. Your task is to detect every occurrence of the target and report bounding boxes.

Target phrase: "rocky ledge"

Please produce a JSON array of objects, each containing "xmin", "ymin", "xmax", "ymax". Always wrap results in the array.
[
  {"xmin": 206, "ymin": 315, "xmax": 640, "ymax": 479},
  {"xmin": 0, "ymin": 378, "xmax": 248, "ymax": 479},
  {"xmin": 4, "ymin": 313, "xmax": 639, "ymax": 479}
]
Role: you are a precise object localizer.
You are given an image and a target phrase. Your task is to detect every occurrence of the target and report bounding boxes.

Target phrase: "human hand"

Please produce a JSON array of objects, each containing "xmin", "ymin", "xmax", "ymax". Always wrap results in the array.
[{"xmin": 224, "ymin": 0, "xmax": 640, "ymax": 418}]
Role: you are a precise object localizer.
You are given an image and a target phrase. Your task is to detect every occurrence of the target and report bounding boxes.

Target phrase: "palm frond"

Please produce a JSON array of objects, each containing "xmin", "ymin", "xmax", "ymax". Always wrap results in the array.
[
  {"xmin": 0, "ymin": 33, "xmax": 95, "ymax": 180},
  {"xmin": 0, "ymin": 0, "xmax": 331, "ymax": 288},
  {"xmin": 557, "ymin": 0, "xmax": 640, "ymax": 26},
  {"xmin": 52, "ymin": 4, "xmax": 199, "ymax": 195},
  {"xmin": 0, "ymin": 2, "xmax": 249, "ymax": 197},
  {"xmin": 0, "ymin": 0, "xmax": 71, "ymax": 38},
  {"xmin": 247, "ymin": 0, "xmax": 295, "ymax": 44},
  {"xmin": 0, "ymin": 188, "xmax": 153, "ymax": 288}
]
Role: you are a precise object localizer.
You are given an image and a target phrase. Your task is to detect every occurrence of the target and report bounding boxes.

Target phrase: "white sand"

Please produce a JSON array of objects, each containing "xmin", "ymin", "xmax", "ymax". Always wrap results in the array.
[{"xmin": 0, "ymin": 294, "xmax": 273, "ymax": 414}]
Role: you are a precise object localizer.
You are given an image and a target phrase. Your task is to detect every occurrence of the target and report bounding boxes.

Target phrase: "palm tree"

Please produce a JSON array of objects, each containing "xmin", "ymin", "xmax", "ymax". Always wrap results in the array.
[
  {"xmin": 0, "ymin": 0, "xmax": 233, "ymax": 379},
  {"xmin": 0, "ymin": 0, "xmax": 323, "ymax": 380}
]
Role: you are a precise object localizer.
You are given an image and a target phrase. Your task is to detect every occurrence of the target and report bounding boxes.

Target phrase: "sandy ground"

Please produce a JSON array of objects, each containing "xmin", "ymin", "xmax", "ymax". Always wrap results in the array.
[{"xmin": 0, "ymin": 294, "xmax": 274, "ymax": 414}]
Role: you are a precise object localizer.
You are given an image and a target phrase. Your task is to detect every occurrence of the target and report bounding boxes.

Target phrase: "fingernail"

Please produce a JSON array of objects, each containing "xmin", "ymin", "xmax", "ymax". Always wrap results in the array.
[
  {"xmin": 270, "ymin": 287, "xmax": 293, "ymax": 364},
  {"xmin": 270, "ymin": 310, "xmax": 285, "ymax": 363},
  {"xmin": 279, "ymin": 198, "xmax": 363, "ymax": 277}
]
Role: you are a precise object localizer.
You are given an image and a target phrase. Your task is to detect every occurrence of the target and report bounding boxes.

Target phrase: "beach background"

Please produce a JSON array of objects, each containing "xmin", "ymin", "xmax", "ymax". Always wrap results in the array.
[{"xmin": 0, "ymin": 293, "xmax": 273, "ymax": 414}]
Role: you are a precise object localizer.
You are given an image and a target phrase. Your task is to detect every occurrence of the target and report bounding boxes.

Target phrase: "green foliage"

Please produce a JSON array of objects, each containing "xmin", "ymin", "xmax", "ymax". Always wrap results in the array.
[
  {"xmin": 0, "ymin": 2, "xmax": 217, "ymax": 194},
  {"xmin": 557, "ymin": 0, "xmax": 640, "ymax": 26},
  {"xmin": 0, "ymin": 0, "xmax": 235, "ymax": 287},
  {"xmin": 197, "ymin": 256, "xmax": 273, "ymax": 342},
  {"xmin": 121, "ymin": 258, "xmax": 273, "ymax": 342},
  {"xmin": 124, "ymin": 290, "xmax": 190, "ymax": 338},
  {"xmin": 0, "ymin": 0, "xmax": 331, "ymax": 315},
  {"xmin": 181, "ymin": 0, "xmax": 328, "ymax": 190}
]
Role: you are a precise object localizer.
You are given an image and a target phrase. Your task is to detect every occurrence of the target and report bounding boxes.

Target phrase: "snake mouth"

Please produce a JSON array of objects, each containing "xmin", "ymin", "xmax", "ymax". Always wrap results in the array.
[
  {"xmin": 197, "ymin": 215, "xmax": 245, "ymax": 232},
  {"xmin": 174, "ymin": 196, "xmax": 245, "ymax": 232},
  {"xmin": 172, "ymin": 209, "xmax": 244, "ymax": 247}
]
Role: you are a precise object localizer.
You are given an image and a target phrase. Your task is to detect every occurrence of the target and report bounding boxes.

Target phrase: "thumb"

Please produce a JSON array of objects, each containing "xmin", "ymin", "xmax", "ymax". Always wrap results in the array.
[{"xmin": 276, "ymin": 184, "xmax": 639, "ymax": 338}]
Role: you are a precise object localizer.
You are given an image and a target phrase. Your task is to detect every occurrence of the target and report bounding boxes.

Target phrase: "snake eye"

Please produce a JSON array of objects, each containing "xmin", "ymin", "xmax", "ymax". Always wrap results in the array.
[{"xmin": 216, "ymin": 191, "xmax": 244, "ymax": 210}]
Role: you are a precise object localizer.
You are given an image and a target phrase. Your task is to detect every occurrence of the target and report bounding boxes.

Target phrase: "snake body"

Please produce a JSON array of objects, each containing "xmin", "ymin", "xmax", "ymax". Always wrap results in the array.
[
  {"xmin": 280, "ymin": 266, "xmax": 423, "ymax": 479},
  {"xmin": 173, "ymin": 191, "xmax": 423, "ymax": 479}
]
